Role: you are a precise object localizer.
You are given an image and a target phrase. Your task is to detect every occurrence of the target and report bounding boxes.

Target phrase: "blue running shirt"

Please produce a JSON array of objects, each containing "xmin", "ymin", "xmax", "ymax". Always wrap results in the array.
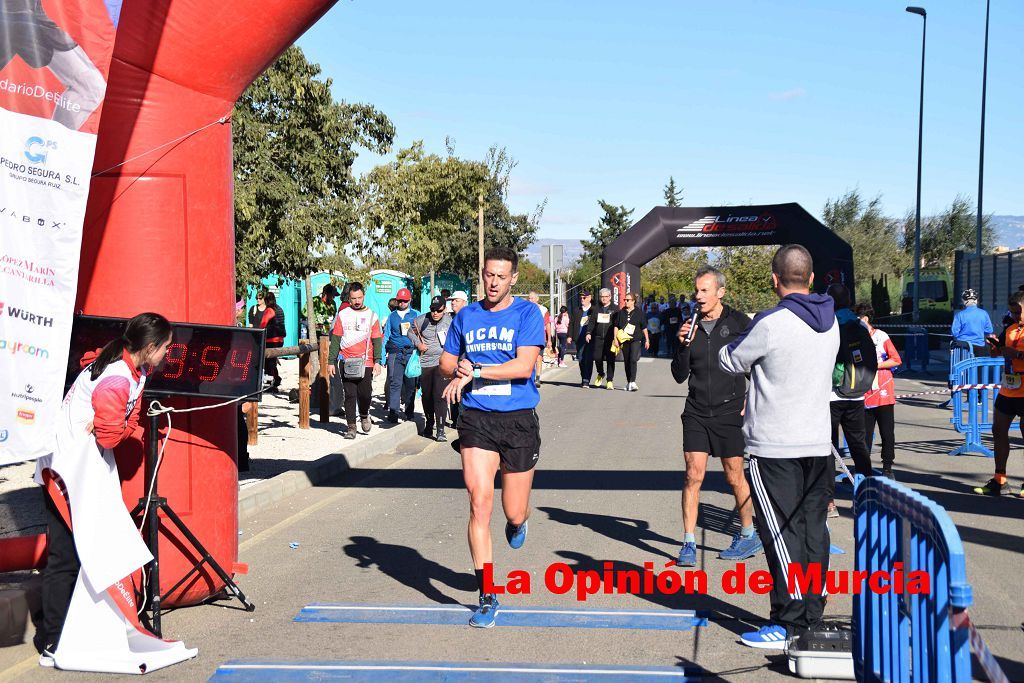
[{"xmin": 443, "ymin": 297, "xmax": 546, "ymax": 412}]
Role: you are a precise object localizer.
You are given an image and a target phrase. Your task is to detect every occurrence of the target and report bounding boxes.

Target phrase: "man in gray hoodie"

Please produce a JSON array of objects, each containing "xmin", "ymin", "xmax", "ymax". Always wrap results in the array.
[{"xmin": 718, "ymin": 244, "xmax": 840, "ymax": 650}]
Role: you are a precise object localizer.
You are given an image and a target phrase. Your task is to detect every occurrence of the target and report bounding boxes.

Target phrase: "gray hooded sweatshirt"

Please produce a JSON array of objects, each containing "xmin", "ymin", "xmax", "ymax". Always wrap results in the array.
[{"xmin": 718, "ymin": 293, "xmax": 839, "ymax": 459}]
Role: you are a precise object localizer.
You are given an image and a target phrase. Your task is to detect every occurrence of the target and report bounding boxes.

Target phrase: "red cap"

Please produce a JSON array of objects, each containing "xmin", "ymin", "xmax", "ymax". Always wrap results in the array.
[{"xmin": 396, "ymin": 288, "xmax": 411, "ymax": 301}]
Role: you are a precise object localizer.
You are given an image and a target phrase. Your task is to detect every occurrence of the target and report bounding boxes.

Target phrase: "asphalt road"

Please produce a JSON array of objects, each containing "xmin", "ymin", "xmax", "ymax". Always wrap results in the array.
[{"xmin": 2, "ymin": 356, "xmax": 1022, "ymax": 681}]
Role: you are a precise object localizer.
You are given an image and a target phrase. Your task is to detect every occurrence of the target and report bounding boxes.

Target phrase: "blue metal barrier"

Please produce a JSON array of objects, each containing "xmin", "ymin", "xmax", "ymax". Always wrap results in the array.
[
  {"xmin": 903, "ymin": 327, "xmax": 930, "ymax": 372},
  {"xmin": 853, "ymin": 477, "xmax": 973, "ymax": 682},
  {"xmin": 948, "ymin": 357, "xmax": 1007, "ymax": 457},
  {"xmin": 940, "ymin": 344, "xmax": 974, "ymax": 408}
]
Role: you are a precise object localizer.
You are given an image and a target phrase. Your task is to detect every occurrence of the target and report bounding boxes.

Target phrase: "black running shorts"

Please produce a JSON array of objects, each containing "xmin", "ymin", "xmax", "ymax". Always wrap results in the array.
[
  {"xmin": 458, "ymin": 408, "xmax": 541, "ymax": 473},
  {"xmin": 994, "ymin": 394, "xmax": 1024, "ymax": 419},
  {"xmin": 682, "ymin": 411, "xmax": 745, "ymax": 458}
]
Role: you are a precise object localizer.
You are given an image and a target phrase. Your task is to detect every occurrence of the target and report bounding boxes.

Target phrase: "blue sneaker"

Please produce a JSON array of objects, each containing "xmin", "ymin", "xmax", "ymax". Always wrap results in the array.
[
  {"xmin": 741, "ymin": 623, "xmax": 788, "ymax": 649},
  {"xmin": 676, "ymin": 541, "xmax": 697, "ymax": 567},
  {"xmin": 505, "ymin": 520, "xmax": 528, "ymax": 549},
  {"xmin": 719, "ymin": 533, "xmax": 763, "ymax": 560},
  {"xmin": 469, "ymin": 594, "xmax": 499, "ymax": 628}
]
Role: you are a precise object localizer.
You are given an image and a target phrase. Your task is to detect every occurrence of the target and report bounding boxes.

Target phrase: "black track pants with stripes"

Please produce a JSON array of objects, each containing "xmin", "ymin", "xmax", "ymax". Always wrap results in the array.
[{"xmin": 747, "ymin": 455, "xmax": 833, "ymax": 630}]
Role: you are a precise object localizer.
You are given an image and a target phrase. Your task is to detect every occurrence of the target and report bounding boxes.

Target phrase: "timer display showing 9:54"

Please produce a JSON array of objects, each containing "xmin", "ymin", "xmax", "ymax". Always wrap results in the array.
[
  {"xmin": 148, "ymin": 326, "xmax": 266, "ymax": 398},
  {"xmin": 67, "ymin": 316, "xmax": 267, "ymax": 400},
  {"xmin": 158, "ymin": 342, "xmax": 252, "ymax": 382}
]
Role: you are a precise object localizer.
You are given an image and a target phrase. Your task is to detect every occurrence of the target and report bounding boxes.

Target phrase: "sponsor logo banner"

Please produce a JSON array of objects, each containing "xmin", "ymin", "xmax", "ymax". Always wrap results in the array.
[
  {"xmin": 676, "ymin": 213, "xmax": 778, "ymax": 239},
  {"xmin": 0, "ymin": 2, "xmax": 122, "ymax": 465}
]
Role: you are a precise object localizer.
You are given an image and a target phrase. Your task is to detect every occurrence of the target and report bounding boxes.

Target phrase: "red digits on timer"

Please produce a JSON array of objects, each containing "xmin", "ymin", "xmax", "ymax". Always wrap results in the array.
[
  {"xmin": 198, "ymin": 345, "xmax": 222, "ymax": 381},
  {"xmin": 229, "ymin": 349, "xmax": 251, "ymax": 381},
  {"xmin": 162, "ymin": 343, "xmax": 187, "ymax": 379}
]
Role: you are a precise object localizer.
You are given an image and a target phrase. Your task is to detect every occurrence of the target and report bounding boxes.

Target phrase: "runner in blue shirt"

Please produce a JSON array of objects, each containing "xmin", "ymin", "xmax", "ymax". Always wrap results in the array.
[{"xmin": 440, "ymin": 247, "xmax": 546, "ymax": 628}]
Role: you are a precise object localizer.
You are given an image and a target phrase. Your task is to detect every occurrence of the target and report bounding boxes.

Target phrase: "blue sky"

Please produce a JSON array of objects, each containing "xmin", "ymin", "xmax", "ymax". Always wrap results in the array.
[{"xmin": 298, "ymin": 1, "xmax": 1023, "ymax": 241}]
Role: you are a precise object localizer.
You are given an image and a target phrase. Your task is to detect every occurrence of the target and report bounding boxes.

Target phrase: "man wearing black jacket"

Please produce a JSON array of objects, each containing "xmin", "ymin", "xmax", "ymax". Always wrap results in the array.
[
  {"xmin": 671, "ymin": 267, "xmax": 761, "ymax": 567},
  {"xmin": 585, "ymin": 288, "xmax": 619, "ymax": 389},
  {"xmin": 569, "ymin": 291, "xmax": 593, "ymax": 387}
]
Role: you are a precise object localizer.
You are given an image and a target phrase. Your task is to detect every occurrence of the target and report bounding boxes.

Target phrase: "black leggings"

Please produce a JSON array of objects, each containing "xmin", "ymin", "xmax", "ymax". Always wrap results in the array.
[
  {"xmin": 648, "ymin": 333, "xmax": 661, "ymax": 357},
  {"xmin": 556, "ymin": 333, "xmax": 568, "ymax": 362},
  {"xmin": 42, "ymin": 489, "xmax": 79, "ymax": 650},
  {"xmin": 594, "ymin": 342, "xmax": 615, "ymax": 381},
  {"xmin": 863, "ymin": 404, "xmax": 896, "ymax": 468},
  {"xmin": 342, "ymin": 367, "xmax": 374, "ymax": 421},
  {"xmin": 419, "ymin": 365, "xmax": 450, "ymax": 428},
  {"xmin": 265, "ymin": 340, "xmax": 283, "ymax": 383},
  {"xmin": 622, "ymin": 340, "xmax": 642, "ymax": 383}
]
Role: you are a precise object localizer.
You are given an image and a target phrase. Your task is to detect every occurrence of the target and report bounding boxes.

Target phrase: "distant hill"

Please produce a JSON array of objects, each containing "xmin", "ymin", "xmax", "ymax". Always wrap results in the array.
[
  {"xmin": 524, "ymin": 238, "xmax": 585, "ymax": 268},
  {"xmin": 992, "ymin": 215, "xmax": 1024, "ymax": 250}
]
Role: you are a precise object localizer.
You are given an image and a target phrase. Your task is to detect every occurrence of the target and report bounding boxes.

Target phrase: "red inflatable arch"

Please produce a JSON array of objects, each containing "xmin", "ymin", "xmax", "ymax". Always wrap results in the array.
[{"xmin": 70, "ymin": 0, "xmax": 337, "ymax": 606}]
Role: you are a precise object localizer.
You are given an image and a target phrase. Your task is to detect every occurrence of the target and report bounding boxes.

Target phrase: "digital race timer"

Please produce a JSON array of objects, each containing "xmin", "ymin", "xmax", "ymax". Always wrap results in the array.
[{"xmin": 66, "ymin": 315, "xmax": 267, "ymax": 400}]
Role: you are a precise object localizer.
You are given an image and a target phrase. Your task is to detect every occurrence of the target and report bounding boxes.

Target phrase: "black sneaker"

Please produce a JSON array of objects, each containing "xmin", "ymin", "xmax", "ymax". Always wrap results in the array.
[
  {"xmin": 386, "ymin": 411, "xmax": 399, "ymax": 424},
  {"xmin": 421, "ymin": 421, "xmax": 434, "ymax": 438},
  {"xmin": 973, "ymin": 478, "xmax": 1011, "ymax": 495},
  {"xmin": 435, "ymin": 428, "xmax": 447, "ymax": 442},
  {"xmin": 881, "ymin": 467, "xmax": 895, "ymax": 480}
]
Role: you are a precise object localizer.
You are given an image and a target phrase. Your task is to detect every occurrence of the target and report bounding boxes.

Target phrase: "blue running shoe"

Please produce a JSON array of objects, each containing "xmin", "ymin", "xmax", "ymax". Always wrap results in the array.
[
  {"xmin": 741, "ymin": 623, "xmax": 788, "ymax": 649},
  {"xmin": 505, "ymin": 520, "xmax": 528, "ymax": 549},
  {"xmin": 719, "ymin": 533, "xmax": 763, "ymax": 560},
  {"xmin": 469, "ymin": 594, "xmax": 499, "ymax": 628},
  {"xmin": 676, "ymin": 541, "xmax": 697, "ymax": 567}
]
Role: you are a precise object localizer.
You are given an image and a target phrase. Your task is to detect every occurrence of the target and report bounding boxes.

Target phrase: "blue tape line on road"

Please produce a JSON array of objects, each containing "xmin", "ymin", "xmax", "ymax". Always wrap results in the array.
[
  {"xmin": 210, "ymin": 659, "xmax": 703, "ymax": 682},
  {"xmin": 294, "ymin": 603, "xmax": 708, "ymax": 631}
]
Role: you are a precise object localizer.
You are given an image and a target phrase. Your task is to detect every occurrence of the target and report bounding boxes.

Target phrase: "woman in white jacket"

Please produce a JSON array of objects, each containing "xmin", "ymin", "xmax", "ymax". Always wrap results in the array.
[{"xmin": 36, "ymin": 312, "xmax": 197, "ymax": 672}]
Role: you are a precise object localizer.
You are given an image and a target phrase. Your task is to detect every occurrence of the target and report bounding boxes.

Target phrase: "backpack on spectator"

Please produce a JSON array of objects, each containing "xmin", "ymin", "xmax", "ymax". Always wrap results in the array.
[{"xmin": 832, "ymin": 319, "xmax": 878, "ymax": 399}]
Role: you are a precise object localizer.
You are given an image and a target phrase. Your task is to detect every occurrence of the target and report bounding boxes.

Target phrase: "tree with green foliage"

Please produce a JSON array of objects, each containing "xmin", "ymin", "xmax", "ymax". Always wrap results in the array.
[
  {"xmin": 642, "ymin": 249, "xmax": 709, "ymax": 298},
  {"xmin": 713, "ymin": 246, "xmax": 777, "ymax": 314},
  {"xmin": 358, "ymin": 142, "xmax": 542, "ymax": 280},
  {"xmin": 901, "ymin": 195, "xmax": 994, "ymax": 271},
  {"xmin": 663, "ymin": 176, "xmax": 683, "ymax": 207},
  {"xmin": 233, "ymin": 46, "xmax": 395, "ymax": 297},
  {"xmin": 823, "ymin": 190, "xmax": 908, "ymax": 302},
  {"xmin": 580, "ymin": 201, "xmax": 634, "ymax": 264}
]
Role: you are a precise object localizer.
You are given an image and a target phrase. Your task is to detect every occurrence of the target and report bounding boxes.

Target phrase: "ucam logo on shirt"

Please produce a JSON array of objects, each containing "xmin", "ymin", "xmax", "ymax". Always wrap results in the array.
[{"xmin": 464, "ymin": 326, "xmax": 516, "ymax": 352}]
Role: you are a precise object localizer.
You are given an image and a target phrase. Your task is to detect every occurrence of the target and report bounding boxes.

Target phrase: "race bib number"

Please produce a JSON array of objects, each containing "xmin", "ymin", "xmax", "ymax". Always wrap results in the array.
[
  {"xmin": 472, "ymin": 377, "xmax": 512, "ymax": 396},
  {"xmin": 623, "ymin": 323, "xmax": 636, "ymax": 336},
  {"xmin": 669, "ymin": 317, "xmax": 679, "ymax": 325},
  {"xmin": 597, "ymin": 313, "xmax": 611, "ymax": 324},
  {"xmin": 400, "ymin": 322, "xmax": 411, "ymax": 335},
  {"xmin": 1004, "ymin": 373, "xmax": 1021, "ymax": 390},
  {"xmin": 580, "ymin": 316, "xmax": 589, "ymax": 327}
]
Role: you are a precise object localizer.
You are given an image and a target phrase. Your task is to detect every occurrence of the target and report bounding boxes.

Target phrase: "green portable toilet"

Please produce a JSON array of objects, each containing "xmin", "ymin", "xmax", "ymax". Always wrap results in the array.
[
  {"xmin": 246, "ymin": 275, "xmax": 301, "ymax": 347},
  {"xmin": 420, "ymin": 272, "xmax": 472, "ymax": 311},
  {"xmin": 366, "ymin": 269, "xmax": 416, "ymax": 329}
]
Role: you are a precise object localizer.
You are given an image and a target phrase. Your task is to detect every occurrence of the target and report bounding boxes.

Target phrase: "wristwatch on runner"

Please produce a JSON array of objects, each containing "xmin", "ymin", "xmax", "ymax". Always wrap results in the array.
[{"xmin": 472, "ymin": 363, "xmax": 482, "ymax": 379}]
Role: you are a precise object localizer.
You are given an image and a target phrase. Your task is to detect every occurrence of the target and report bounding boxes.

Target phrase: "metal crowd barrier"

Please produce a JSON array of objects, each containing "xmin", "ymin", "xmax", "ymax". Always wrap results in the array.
[
  {"xmin": 853, "ymin": 477, "xmax": 984, "ymax": 682},
  {"xmin": 948, "ymin": 357, "xmax": 1008, "ymax": 457},
  {"xmin": 940, "ymin": 344, "xmax": 975, "ymax": 408}
]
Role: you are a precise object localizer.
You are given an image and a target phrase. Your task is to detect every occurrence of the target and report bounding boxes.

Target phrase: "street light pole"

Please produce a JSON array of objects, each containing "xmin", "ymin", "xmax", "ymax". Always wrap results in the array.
[
  {"xmin": 907, "ymin": 6, "xmax": 926, "ymax": 323},
  {"xmin": 977, "ymin": 0, "xmax": 990, "ymax": 263}
]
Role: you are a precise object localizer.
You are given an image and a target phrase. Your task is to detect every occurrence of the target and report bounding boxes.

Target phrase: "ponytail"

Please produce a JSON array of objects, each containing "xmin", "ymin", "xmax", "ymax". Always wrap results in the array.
[{"xmin": 90, "ymin": 312, "xmax": 173, "ymax": 380}]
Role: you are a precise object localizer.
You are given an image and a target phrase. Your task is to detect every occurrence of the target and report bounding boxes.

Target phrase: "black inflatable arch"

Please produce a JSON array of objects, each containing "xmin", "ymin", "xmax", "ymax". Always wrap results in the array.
[{"xmin": 600, "ymin": 203, "xmax": 854, "ymax": 307}]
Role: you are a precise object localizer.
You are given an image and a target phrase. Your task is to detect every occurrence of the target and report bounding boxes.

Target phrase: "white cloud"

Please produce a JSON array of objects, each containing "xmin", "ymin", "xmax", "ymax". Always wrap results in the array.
[
  {"xmin": 508, "ymin": 175, "xmax": 559, "ymax": 196},
  {"xmin": 769, "ymin": 87, "xmax": 807, "ymax": 101}
]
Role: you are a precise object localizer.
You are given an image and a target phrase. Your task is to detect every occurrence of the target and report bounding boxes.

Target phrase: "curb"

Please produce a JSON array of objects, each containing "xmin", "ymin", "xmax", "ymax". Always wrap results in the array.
[{"xmin": 238, "ymin": 421, "xmax": 419, "ymax": 521}]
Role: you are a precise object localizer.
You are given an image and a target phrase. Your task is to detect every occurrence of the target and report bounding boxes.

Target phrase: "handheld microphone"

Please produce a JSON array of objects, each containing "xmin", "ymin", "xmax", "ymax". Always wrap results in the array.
[{"xmin": 683, "ymin": 306, "xmax": 701, "ymax": 345}]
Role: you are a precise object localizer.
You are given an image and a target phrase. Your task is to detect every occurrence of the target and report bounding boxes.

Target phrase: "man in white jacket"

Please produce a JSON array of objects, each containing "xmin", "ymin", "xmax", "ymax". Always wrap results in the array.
[{"xmin": 718, "ymin": 244, "xmax": 840, "ymax": 650}]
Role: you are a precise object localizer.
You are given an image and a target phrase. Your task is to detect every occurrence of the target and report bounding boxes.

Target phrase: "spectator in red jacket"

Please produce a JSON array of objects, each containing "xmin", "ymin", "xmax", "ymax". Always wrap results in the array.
[{"xmin": 855, "ymin": 303, "xmax": 902, "ymax": 478}]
